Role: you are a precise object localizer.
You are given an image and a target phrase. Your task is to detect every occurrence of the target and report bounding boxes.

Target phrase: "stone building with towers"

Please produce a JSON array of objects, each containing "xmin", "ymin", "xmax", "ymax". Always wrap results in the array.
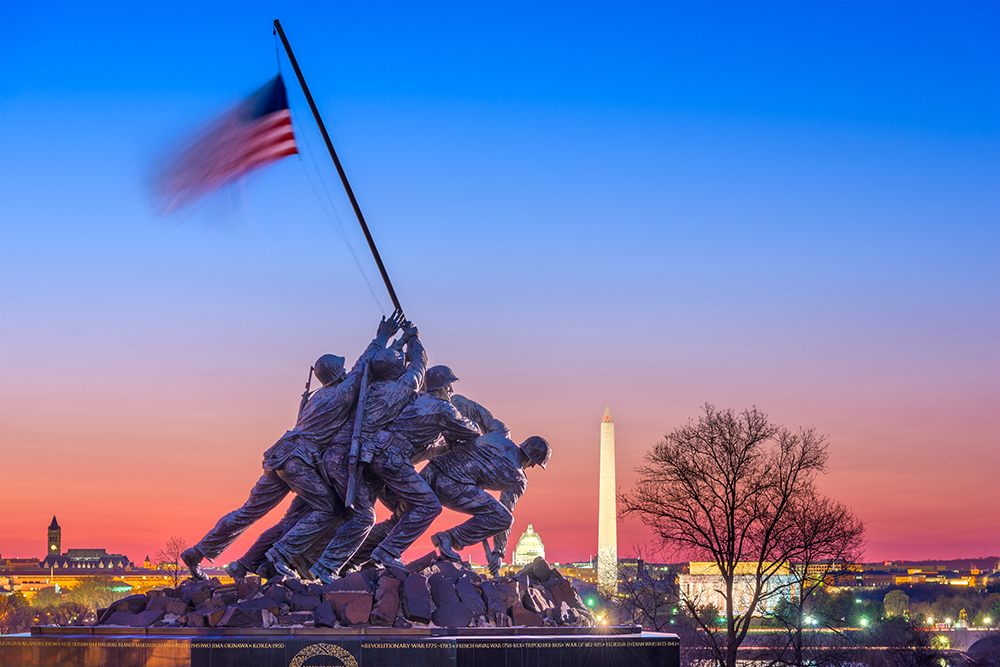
[
  {"xmin": 0, "ymin": 516, "xmax": 170, "ymax": 599},
  {"xmin": 40, "ymin": 516, "xmax": 133, "ymax": 570},
  {"xmin": 598, "ymin": 407, "xmax": 618, "ymax": 596}
]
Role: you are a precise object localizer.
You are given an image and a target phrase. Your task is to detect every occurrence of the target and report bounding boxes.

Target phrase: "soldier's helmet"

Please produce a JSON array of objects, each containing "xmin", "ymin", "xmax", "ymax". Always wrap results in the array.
[
  {"xmin": 519, "ymin": 436, "xmax": 551, "ymax": 470},
  {"xmin": 425, "ymin": 365, "xmax": 459, "ymax": 392},
  {"xmin": 371, "ymin": 349, "xmax": 405, "ymax": 381},
  {"xmin": 314, "ymin": 354, "xmax": 347, "ymax": 386}
]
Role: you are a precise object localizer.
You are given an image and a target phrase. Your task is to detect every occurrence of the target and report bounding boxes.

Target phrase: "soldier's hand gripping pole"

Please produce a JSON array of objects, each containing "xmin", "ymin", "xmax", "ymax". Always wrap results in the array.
[
  {"xmin": 298, "ymin": 366, "xmax": 314, "ymax": 416},
  {"xmin": 344, "ymin": 360, "xmax": 371, "ymax": 508}
]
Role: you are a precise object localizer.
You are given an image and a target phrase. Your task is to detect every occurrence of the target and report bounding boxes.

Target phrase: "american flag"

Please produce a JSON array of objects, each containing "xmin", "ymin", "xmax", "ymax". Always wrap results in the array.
[{"xmin": 156, "ymin": 74, "xmax": 298, "ymax": 210}]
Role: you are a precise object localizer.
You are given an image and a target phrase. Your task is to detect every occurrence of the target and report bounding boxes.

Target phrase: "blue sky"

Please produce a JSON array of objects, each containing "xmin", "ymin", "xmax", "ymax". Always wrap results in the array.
[{"xmin": 1, "ymin": 2, "xmax": 998, "ymax": 562}]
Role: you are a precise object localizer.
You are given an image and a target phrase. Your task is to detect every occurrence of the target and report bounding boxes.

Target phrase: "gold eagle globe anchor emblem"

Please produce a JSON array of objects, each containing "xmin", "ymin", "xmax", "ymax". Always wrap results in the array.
[{"xmin": 288, "ymin": 643, "xmax": 359, "ymax": 667}]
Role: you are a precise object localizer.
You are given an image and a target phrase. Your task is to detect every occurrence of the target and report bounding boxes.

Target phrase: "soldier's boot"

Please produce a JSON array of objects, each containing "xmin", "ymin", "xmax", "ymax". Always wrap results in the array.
[
  {"xmin": 180, "ymin": 547, "xmax": 207, "ymax": 581},
  {"xmin": 255, "ymin": 561, "xmax": 279, "ymax": 581},
  {"xmin": 223, "ymin": 560, "xmax": 248, "ymax": 580},
  {"xmin": 309, "ymin": 562, "xmax": 340, "ymax": 585},
  {"xmin": 371, "ymin": 546, "xmax": 407, "ymax": 574},
  {"xmin": 290, "ymin": 555, "xmax": 315, "ymax": 581},
  {"xmin": 431, "ymin": 532, "xmax": 462, "ymax": 562},
  {"xmin": 265, "ymin": 548, "xmax": 298, "ymax": 579}
]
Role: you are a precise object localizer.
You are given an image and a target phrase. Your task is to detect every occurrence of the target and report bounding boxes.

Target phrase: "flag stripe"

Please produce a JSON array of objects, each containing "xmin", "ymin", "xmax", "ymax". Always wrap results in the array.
[{"xmin": 156, "ymin": 75, "xmax": 299, "ymax": 210}]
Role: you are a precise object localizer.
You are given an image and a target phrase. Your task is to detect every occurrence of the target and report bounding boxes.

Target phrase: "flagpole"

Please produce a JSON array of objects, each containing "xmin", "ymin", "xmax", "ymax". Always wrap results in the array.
[{"xmin": 273, "ymin": 19, "xmax": 403, "ymax": 316}]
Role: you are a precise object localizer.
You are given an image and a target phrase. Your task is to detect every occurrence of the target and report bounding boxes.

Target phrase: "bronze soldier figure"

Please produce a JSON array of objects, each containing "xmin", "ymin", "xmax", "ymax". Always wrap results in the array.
[
  {"xmin": 358, "ymin": 393, "xmax": 550, "ymax": 577},
  {"xmin": 179, "ymin": 314, "xmax": 401, "ymax": 580}
]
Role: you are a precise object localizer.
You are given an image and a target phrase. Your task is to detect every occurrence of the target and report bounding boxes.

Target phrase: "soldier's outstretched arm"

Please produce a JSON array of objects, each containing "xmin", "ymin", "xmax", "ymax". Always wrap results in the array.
[
  {"xmin": 376, "ymin": 311, "xmax": 404, "ymax": 344},
  {"xmin": 344, "ymin": 315, "xmax": 400, "ymax": 381},
  {"xmin": 450, "ymin": 394, "xmax": 508, "ymax": 436},
  {"xmin": 397, "ymin": 331, "xmax": 427, "ymax": 393},
  {"xmin": 438, "ymin": 401, "xmax": 482, "ymax": 447}
]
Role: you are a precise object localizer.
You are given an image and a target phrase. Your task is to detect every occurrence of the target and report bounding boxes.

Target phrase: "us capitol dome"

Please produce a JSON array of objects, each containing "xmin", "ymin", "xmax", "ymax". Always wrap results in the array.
[{"xmin": 512, "ymin": 523, "xmax": 546, "ymax": 566}]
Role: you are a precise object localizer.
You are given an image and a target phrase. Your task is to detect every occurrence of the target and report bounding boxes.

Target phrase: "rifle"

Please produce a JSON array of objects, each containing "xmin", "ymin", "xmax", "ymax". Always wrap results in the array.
[
  {"xmin": 483, "ymin": 538, "xmax": 501, "ymax": 577},
  {"xmin": 344, "ymin": 360, "xmax": 371, "ymax": 508},
  {"xmin": 298, "ymin": 366, "xmax": 314, "ymax": 416}
]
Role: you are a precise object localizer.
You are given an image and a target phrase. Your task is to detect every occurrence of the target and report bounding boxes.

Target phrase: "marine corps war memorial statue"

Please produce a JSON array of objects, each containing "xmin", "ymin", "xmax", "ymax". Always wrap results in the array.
[
  {"xmin": 0, "ymin": 20, "xmax": 680, "ymax": 667},
  {"xmin": 4, "ymin": 313, "xmax": 680, "ymax": 666}
]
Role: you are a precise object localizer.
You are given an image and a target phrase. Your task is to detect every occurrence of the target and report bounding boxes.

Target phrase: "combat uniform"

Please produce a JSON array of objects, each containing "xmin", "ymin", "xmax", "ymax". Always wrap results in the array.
[
  {"xmin": 355, "ymin": 395, "xmax": 524, "ymax": 566},
  {"xmin": 188, "ymin": 338, "xmax": 382, "ymax": 563},
  {"xmin": 307, "ymin": 338, "xmax": 435, "ymax": 574}
]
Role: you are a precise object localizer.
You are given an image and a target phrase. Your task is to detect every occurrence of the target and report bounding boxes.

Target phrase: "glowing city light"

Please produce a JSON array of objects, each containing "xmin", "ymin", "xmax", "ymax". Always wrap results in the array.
[{"xmin": 860, "ymin": 618, "xmax": 868, "ymax": 627}]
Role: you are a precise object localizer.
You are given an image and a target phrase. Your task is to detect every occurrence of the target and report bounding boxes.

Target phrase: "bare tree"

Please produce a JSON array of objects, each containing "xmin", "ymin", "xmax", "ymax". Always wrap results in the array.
[
  {"xmin": 763, "ymin": 493, "xmax": 866, "ymax": 666},
  {"xmin": 620, "ymin": 404, "xmax": 863, "ymax": 667},
  {"xmin": 154, "ymin": 535, "xmax": 189, "ymax": 587}
]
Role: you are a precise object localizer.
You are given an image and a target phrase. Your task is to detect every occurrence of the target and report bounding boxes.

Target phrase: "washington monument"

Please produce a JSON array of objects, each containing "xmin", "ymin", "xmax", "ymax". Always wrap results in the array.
[{"xmin": 597, "ymin": 407, "xmax": 618, "ymax": 595}]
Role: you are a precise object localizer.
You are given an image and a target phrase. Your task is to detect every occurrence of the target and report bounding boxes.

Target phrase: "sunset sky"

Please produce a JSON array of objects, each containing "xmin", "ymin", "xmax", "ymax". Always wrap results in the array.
[{"xmin": 1, "ymin": 2, "xmax": 997, "ymax": 568}]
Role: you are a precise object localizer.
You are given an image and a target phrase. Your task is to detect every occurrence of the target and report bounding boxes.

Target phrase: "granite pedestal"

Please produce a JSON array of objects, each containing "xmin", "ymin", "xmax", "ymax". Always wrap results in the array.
[{"xmin": 1, "ymin": 626, "xmax": 679, "ymax": 666}]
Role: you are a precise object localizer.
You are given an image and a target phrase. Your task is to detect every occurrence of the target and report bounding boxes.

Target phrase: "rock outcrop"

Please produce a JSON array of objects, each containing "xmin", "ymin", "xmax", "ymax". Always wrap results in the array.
[{"xmin": 90, "ymin": 556, "xmax": 594, "ymax": 629}]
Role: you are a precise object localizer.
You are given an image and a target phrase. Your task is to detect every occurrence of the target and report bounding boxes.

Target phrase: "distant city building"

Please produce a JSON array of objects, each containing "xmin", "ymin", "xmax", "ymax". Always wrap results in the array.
[
  {"xmin": 618, "ymin": 558, "xmax": 674, "ymax": 581},
  {"xmin": 678, "ymin": 562, "xmax": 798, "ymax": 616},
  {"xmin": 42, "ymin": 549, "xmax": 132, "ymax": 570},
  {"xmin": 597, "ymin": 407, "xmax": 618, "ymax": 596},
  {"xmin": 0, "ymin": 558, "xmax": 41, "ymax": 570},
  {"xmin": 0, "ymin": 516, "xmax": 172, "ymax": 598},
  {"xmin": 513, "ymin": 523, "xmax": 546, "ymax": 566},
  {"xmin": 47, "ymin": 516, "xmax": 61, "ymax": 557},
  {"xmin": 37, "ymin": 516, "xmax": 133, "ymax": 570}
]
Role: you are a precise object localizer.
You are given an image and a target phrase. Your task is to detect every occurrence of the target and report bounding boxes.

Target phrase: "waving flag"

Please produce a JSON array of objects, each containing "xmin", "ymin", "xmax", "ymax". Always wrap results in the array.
[{"xmin": 156, "ymin": 74, "xmax": 298, "ymax": 210}]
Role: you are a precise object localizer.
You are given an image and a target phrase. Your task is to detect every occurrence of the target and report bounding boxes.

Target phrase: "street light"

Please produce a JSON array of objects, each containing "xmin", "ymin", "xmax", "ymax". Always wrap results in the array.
[{"xmin": 860, "ymin": 618, "xmax": 868, "ymax": 627}]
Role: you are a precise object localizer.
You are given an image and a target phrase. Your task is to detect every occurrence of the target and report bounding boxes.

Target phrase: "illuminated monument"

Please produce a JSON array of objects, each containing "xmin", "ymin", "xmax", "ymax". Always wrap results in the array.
[
  {"xmin": 597, "ymin": 407, "xmax": 618, "ymax": 596},
  {"xmin": 513, "ymin": 523, "xmax": 546, "ymax": 566}
]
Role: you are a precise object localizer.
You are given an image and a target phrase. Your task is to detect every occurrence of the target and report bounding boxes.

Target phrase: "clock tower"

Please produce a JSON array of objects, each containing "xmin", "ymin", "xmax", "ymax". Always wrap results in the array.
[{"xmin": 47, "ymin": 516, "xmax": 61, "ymax": 557}]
